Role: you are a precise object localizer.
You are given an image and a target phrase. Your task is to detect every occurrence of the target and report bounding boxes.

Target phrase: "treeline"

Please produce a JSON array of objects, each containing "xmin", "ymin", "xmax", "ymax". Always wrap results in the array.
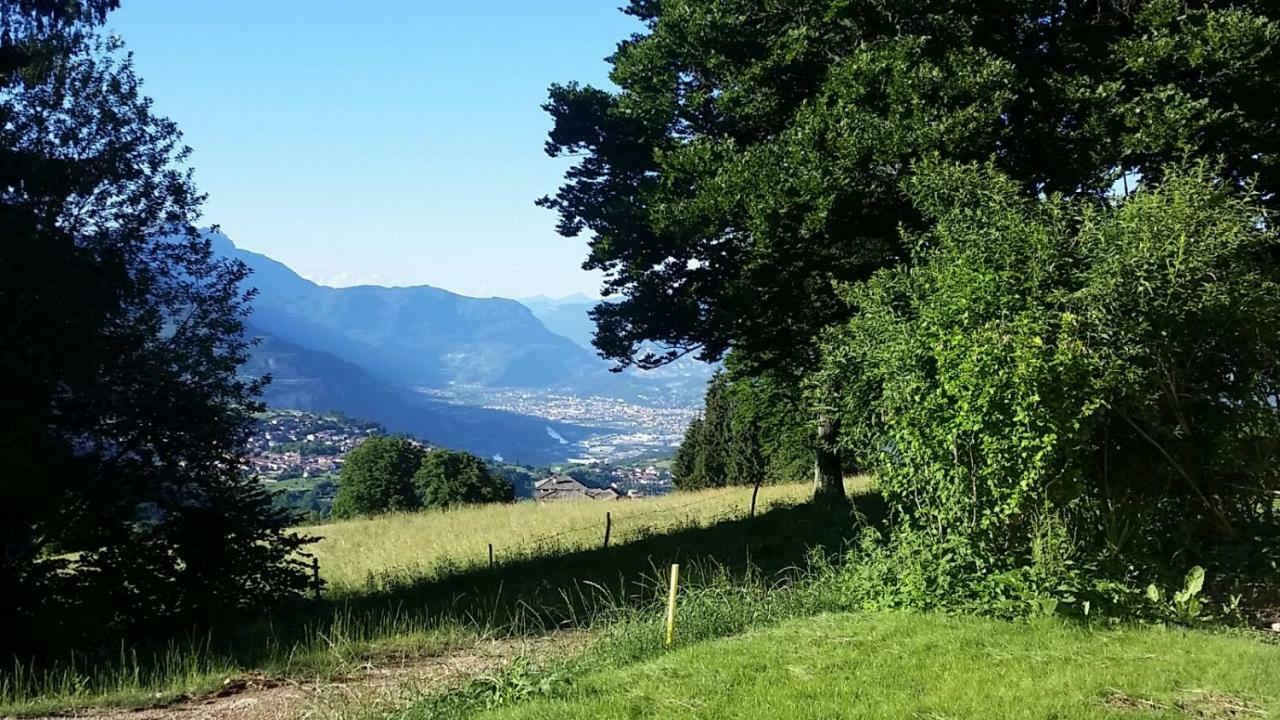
[
  {"xmin": 331, "ymin": 437, "xmax": 514, "ymax": 519},
  {"xmin": 672, "ymin": 372, "xmax": 811, "ymax": 491}
]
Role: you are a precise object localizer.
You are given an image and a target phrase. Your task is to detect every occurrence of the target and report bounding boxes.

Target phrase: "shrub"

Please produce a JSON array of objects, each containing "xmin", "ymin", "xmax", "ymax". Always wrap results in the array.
[{"xmin": 817, "ymin": 161, "xmax": 1280, "ymax": 577}]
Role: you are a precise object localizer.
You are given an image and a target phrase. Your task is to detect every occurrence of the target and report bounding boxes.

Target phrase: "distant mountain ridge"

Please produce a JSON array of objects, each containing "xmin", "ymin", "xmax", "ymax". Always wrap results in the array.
[
  {"xmin": 518, "ymin": 295, "xmax": 719, "ymax": 385},
  {"xmin": 211, "ymin": 230, "xmax": 708, "ymax": 463},
  {"xmin": 517, "ymin": 294, "xmax": 601, "ymax": 351},
  {"xmin": 211, "ymin": 232, "xmax": 608, "ymax": 390},
  {"xmin": 240, "ymin": 326, "xmax": 603, "ymax": 464}
]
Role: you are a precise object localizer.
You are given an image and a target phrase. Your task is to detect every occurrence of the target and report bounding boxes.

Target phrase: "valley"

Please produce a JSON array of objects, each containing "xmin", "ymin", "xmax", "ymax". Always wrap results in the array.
[
  {"xmin": 214, "ymin": 231, "xmax": 710, "ymax": 467},
  {"xmin": 244, "ymin": 409, "xmax": 677, "ymax": 520},
  {"xmin": 417, "ymin": 387, "xmax": 696, "ymax": 463}
]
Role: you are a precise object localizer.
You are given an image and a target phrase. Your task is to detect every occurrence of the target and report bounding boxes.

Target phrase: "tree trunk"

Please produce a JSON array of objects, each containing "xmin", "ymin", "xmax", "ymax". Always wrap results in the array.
[{"xmin": 813, "ymin": 413, "xmax": 847, "ymax": 507}]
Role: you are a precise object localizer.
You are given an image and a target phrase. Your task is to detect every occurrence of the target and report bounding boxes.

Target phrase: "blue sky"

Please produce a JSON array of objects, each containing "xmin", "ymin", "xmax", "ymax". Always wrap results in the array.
[{"xmin": 107, "ymin": 1, "xmax": 640, "ymax": 298}]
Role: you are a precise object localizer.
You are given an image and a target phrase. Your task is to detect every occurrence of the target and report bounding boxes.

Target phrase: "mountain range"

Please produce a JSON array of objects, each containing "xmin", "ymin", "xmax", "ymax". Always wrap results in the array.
[{"xmin": 210, "ymin": 231, "xmax": 711, "ymax": 463}]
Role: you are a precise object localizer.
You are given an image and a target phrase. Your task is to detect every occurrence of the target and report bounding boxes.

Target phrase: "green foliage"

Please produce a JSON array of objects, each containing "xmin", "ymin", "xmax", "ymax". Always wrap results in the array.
[
  {"xmin": 1145, "ymin": 566, "xmax": 1219, "ymax": 626},
  {"xmin": 489, "ymin": 462, "xmax": 542, "ymax": 500},
  {"xmin": 817, "ymin": 161, "xmax": 1280, "ymax": 579},
  {"xmin": 333, "ymin": 440, "xmax": 513, "ymax": 518},
  {"xmin": 673, "ymin": 370, "xmax": 811, "ymax": 491},
  {"xmin": 418, "ymin": 657, "xmax": 569, "ymax": 718},
  {"xmin": 543, "ymin": 0, "xmax": 1280, "ymax": 374},
  {"xmin": 545, "ymin": 0, "xmax": 1280, "ymax": 520},
  {"xmin": 270, "ymin": 476, "xmax": 337, "ymax": 521},
  {"xmin": 415, "ymin": 450, "xmax": 514, "ymax": 509},
  {"xmin": 332, "ymin": 437, "xmax": 425, "ymax": 519},
  {"xmin": 0, "ymin": 9, "xmax": 312, "ymax": 658},
  {"xmin": 670, "ymin": 417, "xmax": 702, "ymax": 489}
]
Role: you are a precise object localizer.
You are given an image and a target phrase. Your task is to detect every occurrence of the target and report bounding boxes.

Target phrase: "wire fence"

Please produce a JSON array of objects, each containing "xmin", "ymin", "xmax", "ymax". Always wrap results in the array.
[
  {"xmin": 480, "ymin": 487, "xmax": 770, "ymax": 568},
  {"xmin": 307, "ymin": 483, "xmax": 812, "ymax": 597}
]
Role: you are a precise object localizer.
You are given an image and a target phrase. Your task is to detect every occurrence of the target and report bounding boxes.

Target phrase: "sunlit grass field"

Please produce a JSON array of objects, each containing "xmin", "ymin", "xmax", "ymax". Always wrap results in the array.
[
  {"xmin": 1, "ymin": 482, "xmax": 840, "ymax": 716},
  {"xmin": 310, "ymin": 481, "xmax": 828, "ymax": 593},
  {"xmin": 473, "ymin": 613, "xmax": 1280, "ymax": 720}
]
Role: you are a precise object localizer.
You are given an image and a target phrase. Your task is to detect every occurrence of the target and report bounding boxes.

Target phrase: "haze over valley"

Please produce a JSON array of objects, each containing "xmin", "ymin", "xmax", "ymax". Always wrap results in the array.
[{"xmin": 213, "ymin": 231, "xmax": 712, "ymax": 465}]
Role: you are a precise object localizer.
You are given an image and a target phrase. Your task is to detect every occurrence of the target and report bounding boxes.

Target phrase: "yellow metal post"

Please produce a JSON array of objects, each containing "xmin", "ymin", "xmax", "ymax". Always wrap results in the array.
[{"xmin": 664, "ymin": 563, "xmax": 680, "ymax": 647}]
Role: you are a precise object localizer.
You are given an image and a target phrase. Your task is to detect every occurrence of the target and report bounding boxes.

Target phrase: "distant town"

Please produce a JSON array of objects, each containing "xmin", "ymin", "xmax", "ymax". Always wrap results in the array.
[
  {"xmin": 245, "ymin": 409, "xmax": 675, "ymax": 519},
  {"xmin": 245, "ymin": 410, "xmax": 386, "ymax": 481},
  {"xmin": 418, "ymin": 387, "xmax": 697, "ymax": 463}
]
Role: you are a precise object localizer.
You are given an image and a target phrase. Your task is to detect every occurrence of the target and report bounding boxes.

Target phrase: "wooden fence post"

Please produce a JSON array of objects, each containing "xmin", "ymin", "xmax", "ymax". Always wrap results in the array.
[
  {"xmin": 488, "ymin": 543, "xmax": 494, "ymax": 569},
  {"xmin": 603, "ymin": 511, "xmax": 612, "ymax": 549},
  {"xmin": 311, "ymin": 556, "xmax": 321, "ymax": 601}
]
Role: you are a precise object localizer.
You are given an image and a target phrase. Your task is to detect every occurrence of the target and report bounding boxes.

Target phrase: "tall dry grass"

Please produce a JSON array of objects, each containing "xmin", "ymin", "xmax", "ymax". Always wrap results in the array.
[{"xmin": 309, "ymin": 482, "xmax": 837, "ymax": 593}]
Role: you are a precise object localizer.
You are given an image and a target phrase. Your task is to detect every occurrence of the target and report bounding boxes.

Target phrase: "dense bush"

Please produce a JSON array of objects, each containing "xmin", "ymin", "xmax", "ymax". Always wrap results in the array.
[{"xmin": 817, "ymin": 162, "xmax": 1280, "ymax": 578}]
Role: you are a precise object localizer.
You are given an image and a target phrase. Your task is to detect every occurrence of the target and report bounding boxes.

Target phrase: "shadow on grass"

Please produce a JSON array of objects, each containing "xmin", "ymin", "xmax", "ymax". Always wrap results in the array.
[
  {"xmin": 339, "ymin": 492, "xmax": 886, "ymax": 624},
  {"xmin": 5, "ymin": 492, "xmax": 887, "ymax": 705}
]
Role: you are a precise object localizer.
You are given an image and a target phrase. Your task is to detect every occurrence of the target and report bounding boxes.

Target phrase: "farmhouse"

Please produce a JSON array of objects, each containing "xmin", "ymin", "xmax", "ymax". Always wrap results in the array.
[{"xmin": 534, "ymin": 474, "xmax": 620, "ymax": 502}]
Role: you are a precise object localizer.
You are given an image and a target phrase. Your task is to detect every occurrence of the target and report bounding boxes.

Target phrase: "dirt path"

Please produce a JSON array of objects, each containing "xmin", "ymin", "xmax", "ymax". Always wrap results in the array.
[{"xmin": 22, "ymin": 633, "xmax": 587, "ymax": 720}]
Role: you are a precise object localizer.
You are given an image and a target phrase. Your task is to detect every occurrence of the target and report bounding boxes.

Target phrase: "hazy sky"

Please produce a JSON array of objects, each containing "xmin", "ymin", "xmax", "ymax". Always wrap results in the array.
[{"xmin": 107, "ymin": 1, "xmax": 640, "ymax": 298}]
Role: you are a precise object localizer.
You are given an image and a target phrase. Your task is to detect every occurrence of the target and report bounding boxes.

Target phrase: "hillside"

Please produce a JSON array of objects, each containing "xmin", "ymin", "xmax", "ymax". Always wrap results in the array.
[
  {"xmin": 240, "ymin": 329, "xmax": 604, "ymax": 464},
  {"xmin": 213, "ymin": 232, "xmax": 638, "ymax": 391},
  {"xmin": 214, "ymin": 231, "xmax": 705, "ymax": 464}
]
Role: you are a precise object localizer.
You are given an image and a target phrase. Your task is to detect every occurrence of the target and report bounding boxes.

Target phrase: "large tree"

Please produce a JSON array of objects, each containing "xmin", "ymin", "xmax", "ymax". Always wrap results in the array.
[
  {"xmin": 0, "ymin": 2, "xmax": 311, "ymax": 656},
  {"xmin": 331, "ymin": 436, "xmax": 425, "ymax": 518},
  {"xmin": 542, "ymin": 0, "xmax": 1280, "ymax": 501},
  {"xmin": 414, "ymin": 450, "xmax": 514, "ymax": 509}
]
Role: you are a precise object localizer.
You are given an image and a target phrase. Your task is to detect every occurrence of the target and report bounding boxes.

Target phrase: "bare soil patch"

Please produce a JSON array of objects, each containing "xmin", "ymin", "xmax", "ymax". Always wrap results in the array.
[
  {"xmin": 1176, "ymin": 690, "xmax": 1267, "ymax": 719},
  {"xmin": 1103, "ymin": 689, "xmax": 1267, "ymax": 719},
  {"xmin": 16, "ymin": 632, "xmax": 587, "ymax": 720}
]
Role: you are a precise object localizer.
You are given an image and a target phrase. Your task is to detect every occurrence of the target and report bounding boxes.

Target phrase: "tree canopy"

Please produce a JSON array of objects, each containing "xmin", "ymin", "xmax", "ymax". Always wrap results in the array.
[
  {"xmin": 548, "ymin": 0, "xmax": 1280, "ymax": 587},
  {"xmin": 543, "ymin": 0, "xmax": 1279, "ymax": 373},
  {"xmin": 0, "ymin": 2, "xmax": 311, "ymax": 657},
  {"xmin": 415, "ymin": 450, "xmax": 514, "ymax": 509},
  {"xmin": 331, "ymin": 436, "xmax": 426, "ymax": 518},
  {"xmin": 333, "ymin": 440, "xmax": 513, "ymax": 519}
]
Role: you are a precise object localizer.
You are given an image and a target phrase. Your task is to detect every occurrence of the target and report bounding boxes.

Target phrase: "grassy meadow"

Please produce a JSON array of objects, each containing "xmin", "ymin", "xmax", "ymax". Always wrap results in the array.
[
  {"xmin": 8, "ymin": 477, "xmax": 1280, "ymax": 719},
  {"xmin": 472, "ymin": 613, "xmax": 1280, "ymax": 720},
  {"xmin": 310, "ymin": 481, "xmax": 821, "ymax": 592},
  {"xmin": 0, "ymin": 481, "xmax": 849, "ymax": 716}
]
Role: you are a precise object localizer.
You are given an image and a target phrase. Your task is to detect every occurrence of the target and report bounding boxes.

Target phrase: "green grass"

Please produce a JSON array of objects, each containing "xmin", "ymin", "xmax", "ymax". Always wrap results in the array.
[
  {"xmin": 309, "ymin": 481, "xmax": 825, "ymax": 593},
  {"xmin": 13, "ymin": 477, "xmax": 1273, "ymax": 720},
  {"xmin": 472, "ymin": 613, "xmax": 1280, "ymax": 720},
  {"xmin": 1, "ymin": 482, "xmax": 854, "ymax": 716}
]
